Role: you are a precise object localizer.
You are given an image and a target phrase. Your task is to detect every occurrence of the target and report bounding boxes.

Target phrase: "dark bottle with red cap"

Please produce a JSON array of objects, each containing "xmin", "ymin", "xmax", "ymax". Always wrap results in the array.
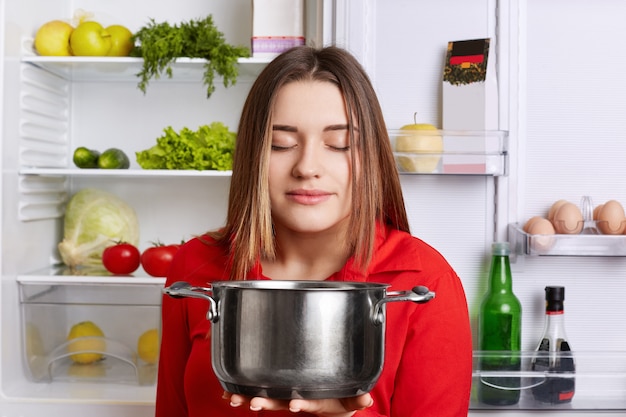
[{"xmin": 530, "ymin": 286, "xmax": 576, "ymax": 404}]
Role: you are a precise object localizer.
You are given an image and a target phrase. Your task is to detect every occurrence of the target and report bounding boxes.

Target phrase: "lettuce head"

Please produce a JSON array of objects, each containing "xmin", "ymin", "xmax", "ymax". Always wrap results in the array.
[{"xmin": 58, "ymin": 188, "xmax": 140, "ymax": 268}]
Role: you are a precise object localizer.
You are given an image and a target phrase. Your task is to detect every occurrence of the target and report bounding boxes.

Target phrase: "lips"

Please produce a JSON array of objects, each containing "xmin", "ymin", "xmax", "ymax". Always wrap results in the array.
[{"xmin": 286, "ymin": 189, "xmax": 333, "ymax": 205}]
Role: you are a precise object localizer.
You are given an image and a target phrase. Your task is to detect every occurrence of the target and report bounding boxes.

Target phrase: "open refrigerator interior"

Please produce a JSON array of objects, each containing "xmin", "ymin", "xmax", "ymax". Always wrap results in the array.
[{"xmin": 4, "ymin": 1, "xmax": 626, "ymax": 417}]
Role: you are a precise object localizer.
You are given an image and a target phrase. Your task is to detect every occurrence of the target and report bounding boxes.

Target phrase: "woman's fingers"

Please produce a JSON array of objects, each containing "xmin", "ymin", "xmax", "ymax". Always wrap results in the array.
[
  {"xmin": 289, "ymin": 393, "xmax": 373, "ymax": 416},
  {"xmin": 226, "ymin": 391, "xmax": 374, "ymax": 416},
  {"xmin": 249, "ymin": 397, "xmax": 290, "ymax": 411}
]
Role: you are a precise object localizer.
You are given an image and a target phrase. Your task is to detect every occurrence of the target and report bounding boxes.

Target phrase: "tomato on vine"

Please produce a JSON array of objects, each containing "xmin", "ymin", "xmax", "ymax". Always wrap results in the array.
[
  {"xmin": 102, "ymin": 242, "xmax": 141, "ymax": 275},
  {"xmin": 141, "ymin": 243, "xmax": 180, "ymax": 277}
]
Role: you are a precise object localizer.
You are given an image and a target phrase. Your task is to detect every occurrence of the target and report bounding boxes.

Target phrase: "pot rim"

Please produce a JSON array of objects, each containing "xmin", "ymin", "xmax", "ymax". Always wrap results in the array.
[{"xmin": 212, "ymin": 280, "xmax": 390, "ymax": 291}]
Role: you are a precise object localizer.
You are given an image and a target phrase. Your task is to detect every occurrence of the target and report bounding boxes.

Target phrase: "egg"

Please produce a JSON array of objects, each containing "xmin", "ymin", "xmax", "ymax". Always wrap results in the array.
[
  {"xmin": 528, "ymin": 218, "xmax": 556, "ymax": 235},
  {"xmin": 548, "ymin": 200, "xmax": 569, "ymax": 222},
  {"xmin": 552, "ymin": 202, "xmax": 583, "ymax": 234},
  {"xmin": 596, "ymin": 200, "xmax": 626, "ymax": 235},
  {"xmin": 593, "ymin": 204, "xmax": 604, "ymax": 220},
  {"xmin": 527, "ymin": 217, "xmax": 556, "ymax": 252},
  {"xmin": 523, "ymin": 216, "xmax": 545, "ymax": 233}
]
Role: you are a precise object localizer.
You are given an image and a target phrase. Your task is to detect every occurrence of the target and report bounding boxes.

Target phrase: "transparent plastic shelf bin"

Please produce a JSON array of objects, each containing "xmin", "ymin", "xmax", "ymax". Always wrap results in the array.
[
  {"xmin": 471, "ymin": 350, "xmax": 626, "ymax": 410},
  {"xmin": 509, "ymin": 223, "xmax": 626, "ymax": 257},
  {"xmin": 388, "ymin": 129, "xmax": 508, "ymax": 176},
  {"xmin": 19, "ymin": 280, "xmax": 161, "ymax": 386}
]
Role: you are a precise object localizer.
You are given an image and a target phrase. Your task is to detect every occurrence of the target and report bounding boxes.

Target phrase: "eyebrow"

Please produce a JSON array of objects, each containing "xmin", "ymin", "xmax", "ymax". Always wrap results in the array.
[{"xmin": 272, "ymin": 124, "xmax": 353, "ymax": 132}]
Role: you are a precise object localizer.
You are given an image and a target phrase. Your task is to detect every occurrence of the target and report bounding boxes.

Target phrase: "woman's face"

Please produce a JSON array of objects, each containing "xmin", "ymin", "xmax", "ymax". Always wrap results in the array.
[{"xmin": 268, "ymin": 80, "xmax": 355, "ymax": 236}]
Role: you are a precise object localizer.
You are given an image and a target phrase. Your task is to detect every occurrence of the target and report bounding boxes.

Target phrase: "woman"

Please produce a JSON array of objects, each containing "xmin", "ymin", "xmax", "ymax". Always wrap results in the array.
[{"xmin": 156, "ymin": 45, "xmax": 472, "ymax": 417}]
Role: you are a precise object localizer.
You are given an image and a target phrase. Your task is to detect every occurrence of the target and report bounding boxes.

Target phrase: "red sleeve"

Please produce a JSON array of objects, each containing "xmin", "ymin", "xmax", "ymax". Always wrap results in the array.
[
  {"xmin": 155, "ymin": 245, "xmax": 193, "ymax": 417},
  {"xmin": 390, "ymin": 271, "xmax": 472, "ymax": 417},
  {"xmin": 354, "ymin": 271, "xmax": 472, "ymax": 417}
]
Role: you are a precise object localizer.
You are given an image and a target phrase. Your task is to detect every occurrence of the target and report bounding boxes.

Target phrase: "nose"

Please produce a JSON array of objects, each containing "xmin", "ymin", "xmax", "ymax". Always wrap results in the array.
[{"xmin": 291, "ymin": 142, "xmax": 322, "ymax": 178}]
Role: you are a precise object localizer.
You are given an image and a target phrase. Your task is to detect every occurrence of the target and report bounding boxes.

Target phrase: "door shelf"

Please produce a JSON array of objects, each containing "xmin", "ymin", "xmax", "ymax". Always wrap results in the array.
[
  {"xmin": 509, "ymin": 223, "xmax": 626, "ymax": 257},
  {"xmin": 389, "ymin": 129, "xmax": 508, "ymax": 176},
  {"xmin": 471, "ymin": 350, "xmax": 626, "ymax": 410}
]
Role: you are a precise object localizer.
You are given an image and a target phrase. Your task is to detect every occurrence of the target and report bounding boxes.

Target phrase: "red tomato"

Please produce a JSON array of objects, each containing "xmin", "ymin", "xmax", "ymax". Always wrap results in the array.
[
  {"xmin": 102, "ymin": 243, "xmax": 141, "ymax": 275},
  {"xmin": 141, "ymin": 244, "xmax": 180, "ymax": 277}
]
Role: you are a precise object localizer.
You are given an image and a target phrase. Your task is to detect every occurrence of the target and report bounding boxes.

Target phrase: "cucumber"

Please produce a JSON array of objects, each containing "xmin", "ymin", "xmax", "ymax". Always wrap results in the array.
[
  {"xmin": 98, "ymin": 148, "xmax": 130, "ymax": 169},
  {"xmin": 73, "ymin": 147, "xmax": 100, "ymax": 168}
]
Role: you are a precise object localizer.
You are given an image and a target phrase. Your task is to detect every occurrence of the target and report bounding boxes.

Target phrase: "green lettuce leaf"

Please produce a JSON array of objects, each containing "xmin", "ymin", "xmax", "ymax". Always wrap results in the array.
[{"xmin": 136, "ymin": 122, "xmax": 235, "ymax": 170}]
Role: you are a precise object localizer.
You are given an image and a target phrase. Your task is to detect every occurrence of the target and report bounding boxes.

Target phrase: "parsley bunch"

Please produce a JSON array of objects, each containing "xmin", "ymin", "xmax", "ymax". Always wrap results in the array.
[{"xmin": 131, "ymin": 16, "xmax": 250, "ymax": 98}]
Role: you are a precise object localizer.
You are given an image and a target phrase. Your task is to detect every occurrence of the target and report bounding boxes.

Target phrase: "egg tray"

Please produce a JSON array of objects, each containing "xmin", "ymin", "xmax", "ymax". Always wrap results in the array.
[{"xmin": 509, "ymin": 223, "xmax": 626, "ymax": 257}]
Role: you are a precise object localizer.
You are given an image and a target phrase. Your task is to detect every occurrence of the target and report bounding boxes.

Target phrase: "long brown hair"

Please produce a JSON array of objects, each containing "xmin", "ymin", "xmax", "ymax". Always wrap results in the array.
[{"xmin": 209, "ymin": 46, "xmax": 409, "ymax": 280}]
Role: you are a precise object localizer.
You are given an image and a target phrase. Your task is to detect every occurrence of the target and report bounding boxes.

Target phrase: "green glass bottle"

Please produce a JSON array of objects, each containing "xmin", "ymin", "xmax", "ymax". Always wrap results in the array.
[{"xmin": 478, "ymin": 242, "xmax": 522, "ymax": 405}]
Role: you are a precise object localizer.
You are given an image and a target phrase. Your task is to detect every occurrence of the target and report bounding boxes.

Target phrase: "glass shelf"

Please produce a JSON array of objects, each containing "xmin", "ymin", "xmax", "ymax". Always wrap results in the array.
[
  {"xmin": 21, "ymin": 55, "xmax": 271, "ymax": 83},
  {"xmin": 19, "ymin": 168, "xmax": 232, "ymax": 178},
  {"xmin": 509, "ymin": 223, "xmax": 626, "ymax": 257},
  {"xmin": 389, "ymin": 129, "xmax": 508, "ymax": 176},
  {"xmin": 17, "ymin": 266, "xmax": 166, "ymax": 286}
]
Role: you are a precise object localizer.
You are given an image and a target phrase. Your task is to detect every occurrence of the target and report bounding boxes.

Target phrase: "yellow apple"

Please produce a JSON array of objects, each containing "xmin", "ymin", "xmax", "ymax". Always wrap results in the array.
[
  {"xmin": 69, "ymin": 21, "xmax": 112, "ymax": 56},
  {"xmin": 395, "ymin": 117, "xmax": 443, "ymax": 173},
  {"xmin": 106, "ymin": 25, "xmax": 134, "ymax": 57},
  {"xmin": 34, "ymin": 20, "xmax": 74, "ymax": 56}
]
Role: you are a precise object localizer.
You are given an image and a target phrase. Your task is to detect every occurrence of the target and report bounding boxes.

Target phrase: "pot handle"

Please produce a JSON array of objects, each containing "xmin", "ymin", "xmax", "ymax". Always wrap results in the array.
[
  {"xmin": 162, "ymin": 281, "xmax": 219, "ymax": 322},
  {"xmin": 372, "ymin": 286, "xmax": 435, "ymax": 325}
]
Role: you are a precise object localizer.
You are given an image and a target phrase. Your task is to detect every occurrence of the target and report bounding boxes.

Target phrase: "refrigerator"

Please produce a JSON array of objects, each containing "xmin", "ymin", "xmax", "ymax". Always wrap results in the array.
[{"xmin": 2, "ymin": 0, "xmax": 626, "ymax": 416}]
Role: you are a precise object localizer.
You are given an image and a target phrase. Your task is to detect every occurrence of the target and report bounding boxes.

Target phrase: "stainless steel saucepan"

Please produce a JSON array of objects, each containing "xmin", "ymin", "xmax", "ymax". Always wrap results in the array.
[{"xmin": 163, "ymin": 280, "xmax": 434, "ymax": 399}]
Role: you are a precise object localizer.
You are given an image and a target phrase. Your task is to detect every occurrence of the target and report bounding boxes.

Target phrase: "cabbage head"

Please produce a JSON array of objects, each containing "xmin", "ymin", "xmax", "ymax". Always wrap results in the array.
[{"xmin": 58, "ymin": 188, "xmax": 140, "ymax": 268}]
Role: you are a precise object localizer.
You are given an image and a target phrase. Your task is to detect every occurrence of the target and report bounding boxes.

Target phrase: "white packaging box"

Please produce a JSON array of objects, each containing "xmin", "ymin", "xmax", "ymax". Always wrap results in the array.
[
  {"xmin": 442, "ymin": 38, "xmax": 498, "ymax": 174},
  {"xmin": 252, "ymin": 0, "xmax": 306, "ymax": 58}
]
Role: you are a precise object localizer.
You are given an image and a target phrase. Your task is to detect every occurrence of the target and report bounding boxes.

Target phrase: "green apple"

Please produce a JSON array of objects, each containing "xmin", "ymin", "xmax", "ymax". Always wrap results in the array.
[
  {"xmin": 106, "ymin": 25, "xmax": 134, "ymax": 57},
  {"xmin": 395, "ymin": 116, "xmax": 443, "ymax": 173},
  {"xmin": 34, "ymin": 20, "xmax": 74, "ymax": 56},
  {"xmin": 69, "ymin": 21, "xmax": 112, "ymax": 56}
]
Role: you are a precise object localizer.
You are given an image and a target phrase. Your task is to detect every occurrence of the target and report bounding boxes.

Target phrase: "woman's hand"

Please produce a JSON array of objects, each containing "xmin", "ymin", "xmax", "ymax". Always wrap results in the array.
[{"xmin": 225, "ymin": 391, "xmax": 374, "ymax": 416}]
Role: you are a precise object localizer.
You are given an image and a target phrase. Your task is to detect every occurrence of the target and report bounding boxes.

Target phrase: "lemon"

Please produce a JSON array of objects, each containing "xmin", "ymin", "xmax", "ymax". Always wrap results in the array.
[
  {"xmin": 67, "ymin": 321, "xmax": 106, "ymax": 364},
  {"xmin": 25, "ymin": 322, "xmax": 45, "ymax": 359},
  {"xmin": 137, "ymin": 328, "xmax": 160, "ymax": 364}
]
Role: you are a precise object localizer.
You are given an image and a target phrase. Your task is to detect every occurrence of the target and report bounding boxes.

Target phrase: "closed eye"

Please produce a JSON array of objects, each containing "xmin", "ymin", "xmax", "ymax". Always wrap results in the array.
[{"xmin": 271, "ymin": 144, "xmax": 293, "ymax": 151}]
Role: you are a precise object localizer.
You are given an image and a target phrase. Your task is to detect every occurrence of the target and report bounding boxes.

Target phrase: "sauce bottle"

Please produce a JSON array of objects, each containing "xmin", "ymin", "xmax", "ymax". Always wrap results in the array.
[
  {"xmin": 531, "ymin": 286, "xmax": 575, "ymax": 404},
  {"xmin": 477, "ymin": 242, "xmax": 522, "ymax": 405}
]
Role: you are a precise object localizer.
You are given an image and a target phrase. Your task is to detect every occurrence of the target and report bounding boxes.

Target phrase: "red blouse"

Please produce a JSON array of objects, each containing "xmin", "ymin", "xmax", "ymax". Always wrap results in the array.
[{"xmin": 155, "ymin": 224, "xmax": 472, "ymax": 417}]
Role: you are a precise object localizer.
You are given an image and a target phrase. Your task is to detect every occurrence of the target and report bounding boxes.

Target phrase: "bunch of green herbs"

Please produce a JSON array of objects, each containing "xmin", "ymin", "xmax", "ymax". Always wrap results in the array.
[
  {"xmin": 136, "ymin": 123, "xmax": 235, "ymax": 170},
  {"xmin": 131, "ymin": 16, "xmax": 250, "ymax": 97}
]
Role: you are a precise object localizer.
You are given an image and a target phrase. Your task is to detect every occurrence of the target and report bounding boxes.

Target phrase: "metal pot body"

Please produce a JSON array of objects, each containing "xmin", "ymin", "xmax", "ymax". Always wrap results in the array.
[
  {"xmin": 163, "ymin": 280, "xmax": 434, "ymax": 399},
  {"xmin": 214, "ymin": 280, "xmax": 384, "ymax": 399}
]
